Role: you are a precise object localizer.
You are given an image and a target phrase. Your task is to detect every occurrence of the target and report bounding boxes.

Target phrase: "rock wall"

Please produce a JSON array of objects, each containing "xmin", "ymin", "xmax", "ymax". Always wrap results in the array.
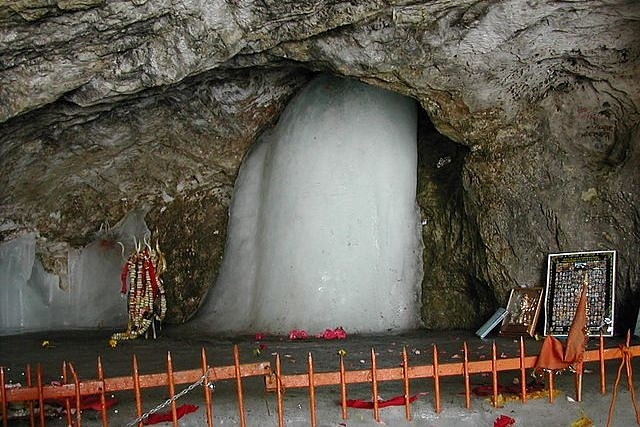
[{"xmin": 1, "ymin": 0, "xmax": 638, "ymax": 331}]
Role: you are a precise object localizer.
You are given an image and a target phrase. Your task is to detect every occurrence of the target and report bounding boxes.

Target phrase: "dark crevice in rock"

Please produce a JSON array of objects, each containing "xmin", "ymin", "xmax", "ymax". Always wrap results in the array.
[{"xmin": 417, "ymin": 109, "xmax": 495, "ymax": 329}]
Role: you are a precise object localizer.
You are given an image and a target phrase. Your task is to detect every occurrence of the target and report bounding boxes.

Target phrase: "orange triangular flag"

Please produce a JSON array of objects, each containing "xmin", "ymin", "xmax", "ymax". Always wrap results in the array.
[
  {"xmin": 535, "ymin": 280, "xmax": 588, "ymax": 371},
  {"xmin": 564, "ymin": 282, "xmax": 588, "ymax": 365},
  {"xmin": 536, "ymin": 335, "xmax": 571, "ymax": 370}
]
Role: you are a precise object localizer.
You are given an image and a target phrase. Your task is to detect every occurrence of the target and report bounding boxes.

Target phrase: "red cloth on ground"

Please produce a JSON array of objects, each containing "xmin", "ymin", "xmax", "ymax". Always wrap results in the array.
[
  {"xmin": 344, "ymin": 393, "xmax": 427, "ymax": 409},
  {"xmin": 50, "ymin": 395, "xmax": 119, "ymax": 412},
  {"xmin": 494, "ymin": 414, "xmax": 516, "ymax": 427},
  {"xmin": 79, "ymin": 396, "xmax": 119, "ymax": 411},
  {"xmin": 143, "ymin": 404, "xmax": 198, "ymax": 425}
]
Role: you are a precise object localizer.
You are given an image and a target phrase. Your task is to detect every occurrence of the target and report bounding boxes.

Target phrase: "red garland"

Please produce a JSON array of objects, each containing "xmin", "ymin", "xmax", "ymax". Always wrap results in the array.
[
  {"xmin": 120, "ymin": 262, "xmax": 129, "ymax": 294},
  {"xmin": 144, "ymin": 252, "xmax": 160, "ymax": 295}
]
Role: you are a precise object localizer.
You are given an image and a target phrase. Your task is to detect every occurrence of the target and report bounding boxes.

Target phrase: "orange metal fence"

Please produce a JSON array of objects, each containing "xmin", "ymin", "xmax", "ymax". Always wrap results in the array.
[{"xmin": 2, "ymin": 335, "xmax": 640, "ymax": 426}]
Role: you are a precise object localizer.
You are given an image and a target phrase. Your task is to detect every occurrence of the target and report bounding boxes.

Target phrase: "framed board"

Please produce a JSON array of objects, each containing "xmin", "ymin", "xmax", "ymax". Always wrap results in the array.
[
  {"xmin": 544, "ymin": 250, "xmax": 616, "ymax": 337},
  {"xmin": 500, "ymin": 287, "xmax": 544, "ymax": 337}
]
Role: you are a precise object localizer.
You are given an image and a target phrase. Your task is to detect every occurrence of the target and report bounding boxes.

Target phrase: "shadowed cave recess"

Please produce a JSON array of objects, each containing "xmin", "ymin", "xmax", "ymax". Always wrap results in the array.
[
  {"xmin": 0, "ymin": 0, "xmax": 638, "ymax": 338},
  {"xmin": 0, "ymin": 74, "xmax": 488, "ymax": 336}
]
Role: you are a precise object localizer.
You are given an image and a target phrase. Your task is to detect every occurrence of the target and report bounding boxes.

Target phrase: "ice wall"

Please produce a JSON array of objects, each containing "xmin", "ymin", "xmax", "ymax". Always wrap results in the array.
[
  {"xmin": 194, "ymin": 75, "xmax": 423, "ymax": 334},
  {"xmin": 0, "ymin": 210, "xmax": 150, "ymax": 335}
]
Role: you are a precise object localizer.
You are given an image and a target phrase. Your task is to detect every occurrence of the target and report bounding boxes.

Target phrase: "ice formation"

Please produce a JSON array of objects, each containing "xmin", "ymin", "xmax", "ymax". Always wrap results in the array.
[
  {"xmin": 0, "ymin": 209, "xmax": 150, "ymax": 335},
  {"xmin": 194, "ymin": 75, "xmax": 423, "ymax": 335}
]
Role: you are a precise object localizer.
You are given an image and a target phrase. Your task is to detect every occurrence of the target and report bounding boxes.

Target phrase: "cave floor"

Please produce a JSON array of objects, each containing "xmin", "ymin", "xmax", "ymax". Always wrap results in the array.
[{"xmin": 2, "ymin": 328, "xmax": 640, "ymax": 426}]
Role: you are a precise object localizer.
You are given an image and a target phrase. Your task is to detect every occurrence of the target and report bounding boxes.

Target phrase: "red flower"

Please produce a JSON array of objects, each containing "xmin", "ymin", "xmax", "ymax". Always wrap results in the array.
[
  {"xmin": 289, "ymin": 329, "xmax": 309, "ymax": 340},
  {"xmin": 494, "ymin": 415, "xmax": 516, "ymax": 427},
  {"xmin": 317, "ymin": 327, "xmax": 347, "ymax": 340}
]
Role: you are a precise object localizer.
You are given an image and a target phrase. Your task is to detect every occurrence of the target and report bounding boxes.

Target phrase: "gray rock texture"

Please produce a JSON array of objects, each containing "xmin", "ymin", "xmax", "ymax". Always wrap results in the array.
[{"xmin": 1, "ymin": 0, "xmax": 638, "ymax": 329}]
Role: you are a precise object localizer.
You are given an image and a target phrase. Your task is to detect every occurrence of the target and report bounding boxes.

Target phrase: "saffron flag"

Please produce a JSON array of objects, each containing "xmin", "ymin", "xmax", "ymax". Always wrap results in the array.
[{"xmin": 535, "ymin": 281, "xmax": 588, "ymax": 371}]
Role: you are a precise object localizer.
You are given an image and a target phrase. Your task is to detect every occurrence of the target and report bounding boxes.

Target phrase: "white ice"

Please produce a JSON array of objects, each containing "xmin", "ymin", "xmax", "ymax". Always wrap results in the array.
[
  {"xmin": 0, "ymin": 209, "xmax": 150, "ymax": 335},
  {"xmin": 194, "ymin": 75, "xmax": 423, "ymax": 335}
]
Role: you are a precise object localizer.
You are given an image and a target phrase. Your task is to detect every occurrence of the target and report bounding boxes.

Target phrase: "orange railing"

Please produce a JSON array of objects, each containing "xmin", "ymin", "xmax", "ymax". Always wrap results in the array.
[
  {"xmin": 266, "ymin": 334, "xmax": 640, "ymax": 425},
  {"xmin": 2, "ymin": 334, "xmax": 639, "ymax": 426},
  {"xmin": 1, "ymin": 346, "xmax": 270, "ymax": 427}
]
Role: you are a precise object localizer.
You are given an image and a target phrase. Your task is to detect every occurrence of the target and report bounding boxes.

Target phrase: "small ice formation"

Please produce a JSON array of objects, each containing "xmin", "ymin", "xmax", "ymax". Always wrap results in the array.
[
  {"xmin": 0, "ymin": 209, "xmax": 150, "ymax": 335},
  {"xmin": 194, "ymin": 75, "xmax": 423, "ymax": 335}
]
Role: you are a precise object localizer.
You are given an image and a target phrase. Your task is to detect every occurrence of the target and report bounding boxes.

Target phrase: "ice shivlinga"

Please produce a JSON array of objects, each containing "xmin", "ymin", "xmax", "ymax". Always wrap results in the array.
[{"xmin": 195, "ymin": 75, "xmax": 423, "ymax": 334}]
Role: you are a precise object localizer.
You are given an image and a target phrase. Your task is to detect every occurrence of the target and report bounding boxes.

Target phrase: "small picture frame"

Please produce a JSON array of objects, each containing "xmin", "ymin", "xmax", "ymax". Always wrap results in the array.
[{"xmin": 500, "ymin": 287, "xmax": 544, "ymax": 337}]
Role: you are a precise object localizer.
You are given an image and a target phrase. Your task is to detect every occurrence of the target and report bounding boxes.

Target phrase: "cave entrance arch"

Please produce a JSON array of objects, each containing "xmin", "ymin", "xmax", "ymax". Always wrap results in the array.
[{"xmin": 194, "ymin": 74, "xmax": 425, "ymax": 334}]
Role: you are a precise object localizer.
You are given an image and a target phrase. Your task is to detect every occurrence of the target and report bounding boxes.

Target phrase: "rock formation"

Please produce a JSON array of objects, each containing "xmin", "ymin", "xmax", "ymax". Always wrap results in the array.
[{"xmin": 1, "ymin": 0, "xmax": 638, "ymax": 331}]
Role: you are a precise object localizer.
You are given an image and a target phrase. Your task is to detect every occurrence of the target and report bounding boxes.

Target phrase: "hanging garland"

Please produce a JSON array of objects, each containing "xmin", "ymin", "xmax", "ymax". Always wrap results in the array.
[{"xmin": 111, "ymin": 238, "xmax": 166, "ymax": 343}]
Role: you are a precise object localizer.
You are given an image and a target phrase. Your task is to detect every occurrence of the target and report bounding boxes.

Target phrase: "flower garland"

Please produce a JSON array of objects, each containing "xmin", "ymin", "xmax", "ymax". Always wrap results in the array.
[{"xmin": 111, "ymin": 239, "xmax": 166, "ymax": 343}]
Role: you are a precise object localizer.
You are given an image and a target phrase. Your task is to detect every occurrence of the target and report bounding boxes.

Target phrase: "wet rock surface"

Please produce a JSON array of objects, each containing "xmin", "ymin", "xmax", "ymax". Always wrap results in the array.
[{"xmin": 0, "ymin": 1, "xmax": 639, "ymax": 329}]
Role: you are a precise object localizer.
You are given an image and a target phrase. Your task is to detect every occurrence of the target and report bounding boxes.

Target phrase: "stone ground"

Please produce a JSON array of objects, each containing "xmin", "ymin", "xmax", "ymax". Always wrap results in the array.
[{"xmin": 1, "ymin": 328, "xmax": 640, "ymax": 426}]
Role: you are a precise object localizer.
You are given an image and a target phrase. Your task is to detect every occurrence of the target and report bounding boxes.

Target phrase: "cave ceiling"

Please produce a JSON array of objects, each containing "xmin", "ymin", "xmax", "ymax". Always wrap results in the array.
[{"xmin": 1, "ymin": 0, "xmax": 639, "ymax": 329}]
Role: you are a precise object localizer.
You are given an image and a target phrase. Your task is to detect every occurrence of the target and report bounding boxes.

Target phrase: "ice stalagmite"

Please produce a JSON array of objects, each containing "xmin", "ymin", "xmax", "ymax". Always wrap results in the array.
[
  {"xmin": 195, "ymin": 75, "xmax": 423, "ymax": 334},
  {"xmin": 0, "ymin": 209, "xmax": 150, "ymax": 335}
]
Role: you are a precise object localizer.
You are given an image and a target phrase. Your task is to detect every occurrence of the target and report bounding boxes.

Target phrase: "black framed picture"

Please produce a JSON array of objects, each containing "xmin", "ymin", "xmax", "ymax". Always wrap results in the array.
[{"xmin": 544, "ymin": 250, "xmax": 616, "ymax": 337}]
